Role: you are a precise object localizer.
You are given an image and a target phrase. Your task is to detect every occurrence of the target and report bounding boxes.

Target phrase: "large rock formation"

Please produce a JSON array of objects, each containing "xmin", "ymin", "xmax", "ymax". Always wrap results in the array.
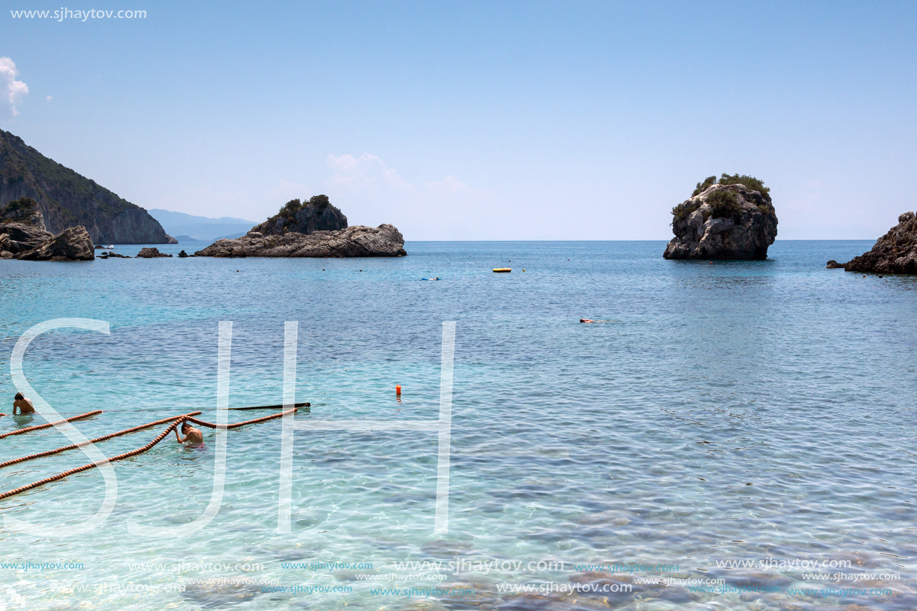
[
  {"xmin": 195, "ymin": 224, "xmax": 406, "ymax": 258},
  {"xmin": 16, "ymin": 226, "xmax": 95, "ymax": 261},
  {"xmin": 0, "ymin": 130, "xmax": 176, "ymax": 244},
  {"xmin": 839, "ymin": 212, "xmax": 917, "ymax": 274},
  {"xmin": 664, "ymin": 176, "xmax": 778, "ymax": 260},
  {"xmin": 0, "ymin": 221, "xmax": 52, "ymax": 254},
  {"xmin": 251, "ymin": 195, "xmax": 348, "ymax": 236}
]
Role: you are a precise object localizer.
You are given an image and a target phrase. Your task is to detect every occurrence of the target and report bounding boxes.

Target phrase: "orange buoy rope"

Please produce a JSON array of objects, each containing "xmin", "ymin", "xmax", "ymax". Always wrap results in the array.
[
  {"xmin": 0, "ymin": 412, "xmax": 202, "ymax": 471},
  {"xmin": 0, "ymin": 408, "xmax": 299, "ymax": 501},
  {"xmin": 185, "ymin": 407, "xmax": 298, "ymax": 429},
  {"xmin": 0, "ymin": 418, "xmax": 185, "ymax": 501},
  {"xmin": 0, "ymin": 411, "xmax": 103, "ymax": 440}
]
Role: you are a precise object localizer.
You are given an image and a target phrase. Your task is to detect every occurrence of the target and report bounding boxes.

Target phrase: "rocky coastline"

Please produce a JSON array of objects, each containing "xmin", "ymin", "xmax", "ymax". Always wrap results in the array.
[
  {"xmin": 195, "ymin": 224, "xmax": 406, "ymax": 258},
  {"xmin": 1, "ymin": 222, "xmax": 94, "ymax": 261},
  {"xmin": 829, "ymin": 211, "xmax": 917, "ymax": 274},
  {"xmin": 194, "ymin": 196, "xmax": 406, "ymax": 258}
]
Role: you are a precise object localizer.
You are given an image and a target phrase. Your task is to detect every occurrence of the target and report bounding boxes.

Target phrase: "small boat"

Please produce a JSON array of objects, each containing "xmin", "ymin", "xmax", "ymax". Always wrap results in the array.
[{"xmin": 493, "ymin": 268, "xmax": 511, "ymax": 273}]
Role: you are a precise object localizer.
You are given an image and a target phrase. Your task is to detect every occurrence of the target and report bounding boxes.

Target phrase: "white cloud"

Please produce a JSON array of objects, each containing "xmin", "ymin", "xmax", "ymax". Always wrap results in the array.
[
  {"xmin": 0, "ymin": 57, "xmax": 29, "ymax": 119},
  {"xmin": 46, "ymin": 95, "xmax": 52, "ymax": 101},
  {"xmin": 327, "ymin": 153, "xmax": 413, "ymax": 191},
  {"xmin": 321, "ymin": 152, "xmax": 497, "ymax": 239}
]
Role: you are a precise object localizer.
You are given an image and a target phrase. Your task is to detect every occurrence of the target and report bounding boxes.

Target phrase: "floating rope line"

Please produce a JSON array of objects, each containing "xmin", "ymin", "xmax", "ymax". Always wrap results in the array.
[
  {"xmin": 0, "ymin": 418, "xmax": 184, "ymax": 501},
  {"xmin": 186, "ymin": 407, "xmax": 299, "ymax": 429},
  {"xmin": 0, "ymin": 412, "xmax": 203, "ymax": 471},
  {"xmin": 0, "ymin": 408, "xmax": 300, "ymax": 501},
  {"xmin": 228, "ymin": 402, "xmax": 310, "ymax": 411},
  {"xmin": 0, "ymin": 411, "xmax": 103, "ymax": 440}
]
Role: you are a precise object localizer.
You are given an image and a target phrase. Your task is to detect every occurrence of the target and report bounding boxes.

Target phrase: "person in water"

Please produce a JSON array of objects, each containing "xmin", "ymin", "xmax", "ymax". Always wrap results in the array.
[
  {"xmin": 174, "ymin": 420, "xmax": 204, "ymax": 446},
  {"xmin": 13, "ymin": 393, "xmax": 35, "ymax": 415}
]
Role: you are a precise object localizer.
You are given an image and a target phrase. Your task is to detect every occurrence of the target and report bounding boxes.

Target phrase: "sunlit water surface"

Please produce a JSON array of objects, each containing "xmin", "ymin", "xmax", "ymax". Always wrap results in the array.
[{"xmin": 0, "ymin": 240, "xmax": 914, "ymax": 611}]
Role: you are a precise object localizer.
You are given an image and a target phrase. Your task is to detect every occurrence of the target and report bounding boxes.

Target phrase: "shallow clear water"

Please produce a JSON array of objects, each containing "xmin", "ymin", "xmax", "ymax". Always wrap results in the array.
[{"xmin": 0, "ymin": 240, "xmax": 914, "ymax": 611}]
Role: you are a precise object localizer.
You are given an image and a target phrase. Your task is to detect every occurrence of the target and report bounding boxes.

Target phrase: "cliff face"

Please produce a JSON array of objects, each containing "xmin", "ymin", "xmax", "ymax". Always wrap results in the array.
[
  {"xmin": 252, "ymin": 195, "xmax": 348, "ymax": 236},
  {"xmin": 664, "ymin": 183, "xmax": 778, "ymax": 260},
  {"xmin": 840, "ymin": 212, "xmax": 917, "ymax": 274},
  {"xmin": 0, "ymin": 130, "xmax": 175, "ymax": 244}
]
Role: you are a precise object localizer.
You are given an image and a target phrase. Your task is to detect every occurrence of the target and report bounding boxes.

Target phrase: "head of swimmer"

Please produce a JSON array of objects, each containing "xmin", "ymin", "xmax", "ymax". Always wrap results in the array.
[
  {"xmin": 14, "ymin": 392, "xmax": 23, "ymax": 401},
  {"xmin": 181, "ymin": 419, "xmax": 192, "ymax": 433}
]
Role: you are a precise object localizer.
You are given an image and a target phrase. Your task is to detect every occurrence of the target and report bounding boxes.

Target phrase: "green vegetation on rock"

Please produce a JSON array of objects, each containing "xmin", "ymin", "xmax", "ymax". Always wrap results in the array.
[
  {"xmin": 671, "ymin": 199, "xmax": 701, "ymax": 223},
  {"xmin": 674, "ymin": 173, "xmax": 774, "ymax": 224},
  {"xmin": 0, "ymin": 197, "xmax": 39, "ymax": 224},
  {"xmin": 691, "ymin": 176, "xmax": 717, "ymax": 197},
  {"xmin": 706, "ymin": 189, "xmax": 742, "ymax": 223},
  {"xmin": 717, "ymin": 173, "xmax": 771, "ymax": 203},
  {"xmin": 276, "ymin": 194, "xmax": 332, "ymax": 221}
]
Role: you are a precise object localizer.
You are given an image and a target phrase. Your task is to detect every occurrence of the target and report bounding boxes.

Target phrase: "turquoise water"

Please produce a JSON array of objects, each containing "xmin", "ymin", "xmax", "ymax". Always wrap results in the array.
[{"xmin": 0, "ymin": 240, "xmax": 915, "ymax": 611}]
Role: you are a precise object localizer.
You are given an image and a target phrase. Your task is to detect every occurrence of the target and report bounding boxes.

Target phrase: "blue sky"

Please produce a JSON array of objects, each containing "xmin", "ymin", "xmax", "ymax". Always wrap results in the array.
[{"xmin": 2, "ymin": 0, "xmax": 915, "ymax": 239}]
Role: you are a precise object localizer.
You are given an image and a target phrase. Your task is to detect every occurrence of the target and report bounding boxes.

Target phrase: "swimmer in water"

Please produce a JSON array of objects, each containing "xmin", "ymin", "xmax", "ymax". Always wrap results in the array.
[
  {"xmin": 580, "ymin": 319, "xmax": 596, "ymax": 323},
  {"xmin": 13, "ymin": 392, "xmax": 35, "ymax": 415},
  {"xmin": 174, "ymin": 420, "xmax": 204, "ymax": 446}
]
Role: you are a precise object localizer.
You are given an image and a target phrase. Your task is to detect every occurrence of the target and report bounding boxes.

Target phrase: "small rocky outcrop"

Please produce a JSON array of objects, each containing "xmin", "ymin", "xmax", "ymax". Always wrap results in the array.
[
  {"xmin": 178, "ymin": 249, "xmax": 189, "ymax": 258},
  {"xmin": 252, "ymin": 195, "xmax": 347, "ymax": 236},
  {"xmin": 838, "ymin": 212, "xmax": 917, "ymax": 274},
  {"xmin": 16, "ymin": 226, "xmax": 95, "ymax": 261},
  {"xmin": 195, "ymin": 224, "xmax": 406, "ymax": 258},
  {"xmin": 0, "ymin": 221, "xmax": 52, "ymax": 256},
  {"xmin": 664, "ymin": 175, "xmax": 778, "ymax": 260},
  {"xmin": 136, "ymin": 247, "xmax": 172, "ymax": 258}
]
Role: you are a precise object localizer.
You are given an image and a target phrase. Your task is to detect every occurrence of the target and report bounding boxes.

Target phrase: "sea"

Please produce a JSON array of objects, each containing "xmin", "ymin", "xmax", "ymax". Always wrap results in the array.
[{"xmin": 0, "ymin": 240, "xmax": 914, "ymax": 611}]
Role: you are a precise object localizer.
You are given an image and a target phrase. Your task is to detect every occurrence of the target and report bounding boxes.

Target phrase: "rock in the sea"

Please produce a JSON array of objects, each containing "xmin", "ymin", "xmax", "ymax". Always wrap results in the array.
[
  {"xmin": 252, "ymin": 194, "xmax": 347, "ymax": 236},
  {"xmin": 178, "ymin": 249, "xmax": 189, "ymax": 258},
  {"xmin": 664, "ymin": 176, "xmax": 778, "ymax": 260},
  {"xmin": 136, "ymin": 247, "xmax": 172, "ymax": 258},
  {"xmin": 195, "ymin": 224, "xmax": 407, "ymax": 258},
  {"xmin": 840, "ymin": 211, "xmax": 917, "ymax": 274},
  {"xmin": 826, "ymin": 260, "xmax": 843, "ymax": 269},
  {"xmin": 16, "ymin": 225, "xmax": 95, "ymax": 261},
  {"xmin": 1, "ymin": 221, "xmax": 53, "ymax": 253}
]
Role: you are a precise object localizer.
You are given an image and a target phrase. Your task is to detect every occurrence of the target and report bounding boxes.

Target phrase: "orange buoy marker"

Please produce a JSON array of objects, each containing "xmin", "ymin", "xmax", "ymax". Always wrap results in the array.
[{"xmin": 396, "ymin": 385, "xmax": 402, "ymax": 396}]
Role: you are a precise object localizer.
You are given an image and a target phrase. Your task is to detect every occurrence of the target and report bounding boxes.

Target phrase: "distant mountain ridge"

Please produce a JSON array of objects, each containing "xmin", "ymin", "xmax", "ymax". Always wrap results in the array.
[
  {"xmin": 148, "ymin": 209, "xmax": 258, "ymax": 242},
  {"xmin": 0, "ymin": 130, "xmax": 175, "ymax": 244}
]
